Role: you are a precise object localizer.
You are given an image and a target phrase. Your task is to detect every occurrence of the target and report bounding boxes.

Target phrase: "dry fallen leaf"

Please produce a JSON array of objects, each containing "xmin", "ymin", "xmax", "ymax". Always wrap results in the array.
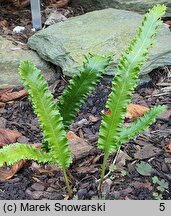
[
  {"xmin": 164, "ymin": 142, "xmax": 171, "ymax": 153},
  {"xmin": 0, "ymin": 128, "xmax": 21, "ymax": 147},
  {"xmin": 0, "ymin": 20, "xmax": 8, "ymax": 31},
  {"xmin": 0, "ymin": 87, "xmax": 12, "ymax": 95},
  {"xmin": 49, "ymin": 0, "xmax": 69, "ymax": 8},
  {"xmin": 126, "ymin": 103, "xmax": 149, "ymax": 121},
  {"xmin": 18, "ymin": 0, "xmax": 30, "ymax": 8},
  {"xmin": 0, "ymin": 160, "xmax": 26, "ymax": 182},
  {"xmin": 0, "ymin": 89, "xmax": 28, "ymax": 103},
  {"xmin": 0, "ymin": 142, "xmax": 41, "ymax": 181},
  {"xmin": 2, "ymin": 0, "xmax": 30, "ymax": 9},
  {"xmin": 0, "ymin": 102, "xmax": 5, "ymax": 108},
  {"xmin": 66, "ymin": 131, "xmax": 79, "ymax": 139},
  {"xmin": 31, "ymin": 176, "xmax": 41, "ymax": 182},
  {"xmin": 63, "ymin": 194, "xmax": 70, "ymax": 200}
]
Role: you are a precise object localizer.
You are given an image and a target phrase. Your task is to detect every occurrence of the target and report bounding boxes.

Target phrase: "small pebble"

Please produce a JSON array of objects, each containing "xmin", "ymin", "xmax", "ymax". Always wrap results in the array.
[{"xmin": 13, "ymin": 26, "xmax": 25, "ymax": 33}]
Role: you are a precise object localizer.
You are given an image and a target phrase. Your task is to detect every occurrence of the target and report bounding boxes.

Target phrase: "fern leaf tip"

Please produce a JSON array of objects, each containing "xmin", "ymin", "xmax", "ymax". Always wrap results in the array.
[{"xmin": 150, "ymin": 4, "xmax": 166, "ymax": 17}]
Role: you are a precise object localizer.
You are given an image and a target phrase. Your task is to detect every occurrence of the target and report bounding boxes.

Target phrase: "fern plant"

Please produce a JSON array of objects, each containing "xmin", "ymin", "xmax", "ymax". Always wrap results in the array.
[
  {"xmin": 97, "ymin": 4, "xmax": 166, "ymax": 189},
  {"xmin": 0, "ymin": 54, "xmax": 111, "ymax": 198},
  {"xmin": 0, "ymin": 4, "xmax": 167, "ymax": 197},
  {"xmin": 0, "ymin": 61, "xmax": 73, "ymax": 197},
  {"xmin": 57, "ymin": 54, "xmax": 112, "ymax": 131}
]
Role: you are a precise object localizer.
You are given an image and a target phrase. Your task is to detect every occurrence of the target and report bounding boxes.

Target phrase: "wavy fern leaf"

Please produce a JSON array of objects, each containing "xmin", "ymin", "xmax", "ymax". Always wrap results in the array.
[
  {"xmin": 0, "ymin": 143, "xmax": 53, "ymax": 166},
  {"xmin": 19, "ymin": 61, "xmax": 72, "ymax": 169},
  {"xmin": 118, "ymin": 105, "xmax": 167, "ymax": 146},
  {"xmin": 58, "ymin": 54, "xmax": 112, "ymax": 130},
  {"xmin": 98, "ymin": 5, "xmax": 166, "ymax": 154}
]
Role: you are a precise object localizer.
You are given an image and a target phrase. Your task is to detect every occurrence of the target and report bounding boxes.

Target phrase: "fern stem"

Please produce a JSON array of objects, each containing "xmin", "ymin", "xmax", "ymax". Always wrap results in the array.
[
  {"xmin": 63, "ymin": 168, "xmax": 73, "ymax": 198},
  {"xmin": 99, "ymin": 152, "xmax": 109, "ymax": 192}
]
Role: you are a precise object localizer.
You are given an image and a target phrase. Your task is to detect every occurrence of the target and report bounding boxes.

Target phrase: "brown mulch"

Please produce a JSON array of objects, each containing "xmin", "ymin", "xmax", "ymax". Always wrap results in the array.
[{"xmin": 0, "ymin": 2, "xmax": 171, "ymax": 200}]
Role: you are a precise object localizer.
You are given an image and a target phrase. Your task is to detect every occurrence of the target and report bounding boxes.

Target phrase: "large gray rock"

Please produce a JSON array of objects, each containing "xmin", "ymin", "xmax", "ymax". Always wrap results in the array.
[
  {"xmin": 28, "ymin": 9, "xmax": 171, "ymax": 81},
  {"xmin": 0, "ymin": 36, "xmax": 57, "ymax": 87},
  {"xmin": 72, "ymin": 0, "xmax": 171, "ymax": 16}
]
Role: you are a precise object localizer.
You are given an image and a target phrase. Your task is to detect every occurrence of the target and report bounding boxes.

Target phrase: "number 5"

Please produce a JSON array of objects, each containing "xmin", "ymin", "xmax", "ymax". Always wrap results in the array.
[{"xmin": 159, "ymin": 203, "xmax": 165, "ymax": 211}]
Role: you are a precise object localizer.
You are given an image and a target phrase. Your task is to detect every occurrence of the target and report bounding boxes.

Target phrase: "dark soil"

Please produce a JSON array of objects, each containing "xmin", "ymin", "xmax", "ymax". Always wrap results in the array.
[{"xmin": 0, "ymin": 2, "xmax": 171, "ymax": 200}]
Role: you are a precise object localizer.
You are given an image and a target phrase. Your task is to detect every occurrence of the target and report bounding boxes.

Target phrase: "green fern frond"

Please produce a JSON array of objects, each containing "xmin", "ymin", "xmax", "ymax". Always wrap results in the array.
[
  {"xmin": 0, "ymin": 143, "xmax": 53, "ymax": 166},
  {"xmin": 58, "ymin": 54, "xmax": 112, "ymax": 130},
  {"xmin": 118, "ymin": 105, "xmax": 167, "ymax": 146},
  {"xmin": 19, "ymin": 61, "xmax": 72, "ymax": 169},
  {"xmin": 98, "ymin": 4, "xmax": 166, "ymax": 154}
]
